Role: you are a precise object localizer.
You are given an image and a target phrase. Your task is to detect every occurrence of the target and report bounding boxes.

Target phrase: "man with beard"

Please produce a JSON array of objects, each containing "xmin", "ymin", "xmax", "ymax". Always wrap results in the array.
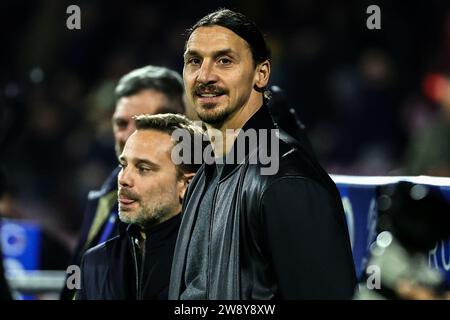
[
  {"xmin": 61, "ymin": 65, "xmax": 185, "ymax": 299},
  {"xmin": 169, "ymin": 9, "xmax": 356, "ymax": 299},
  {"xmin": 76, "ymin": 114, "xmax": 203, "ymax": 299}
]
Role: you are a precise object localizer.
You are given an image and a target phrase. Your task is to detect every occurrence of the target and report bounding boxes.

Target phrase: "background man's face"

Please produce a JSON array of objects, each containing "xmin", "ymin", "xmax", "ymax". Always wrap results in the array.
[
  {"xmin": 183, "ymin": 26, "xmax": 257, "ymax": 125},
  {"xmin": 112, "ymin": 89, "xmax": 170, "ymax": 157},
  {"xmin": 117, "ymin": 129, "xmax": 184, "ymax": 227}
]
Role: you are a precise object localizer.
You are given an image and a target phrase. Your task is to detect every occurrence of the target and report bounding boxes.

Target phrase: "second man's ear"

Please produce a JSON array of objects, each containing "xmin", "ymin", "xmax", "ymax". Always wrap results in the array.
[
  {"xmin": 179, "ymin": 172, "xmax": 196, "ymax": 202},
  {"xmin": 254, "ymin": 60, "xmax": 271, "ymax": 90}
]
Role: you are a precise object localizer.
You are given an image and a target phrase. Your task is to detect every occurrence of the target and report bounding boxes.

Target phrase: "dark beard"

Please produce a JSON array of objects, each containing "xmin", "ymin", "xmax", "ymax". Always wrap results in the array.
[{"xmin": 197, "ymin": 104, "xmax": 233, "ymax": 125}]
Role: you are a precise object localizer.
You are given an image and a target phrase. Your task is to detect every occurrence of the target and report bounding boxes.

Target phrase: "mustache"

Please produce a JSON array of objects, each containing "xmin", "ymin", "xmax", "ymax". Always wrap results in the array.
[
  {"xmin": 118, "ymin": 188, "xmax": 140, "ymax": 201},
  {"xmin": 194, "ymin": 83, "xmax": 227, "ymax": 95}
]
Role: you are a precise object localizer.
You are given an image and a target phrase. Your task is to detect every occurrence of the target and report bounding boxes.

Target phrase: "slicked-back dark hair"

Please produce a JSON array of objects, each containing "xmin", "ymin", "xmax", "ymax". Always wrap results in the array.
[{"xmin": 186, "ymin": 8, "xmax": 271, "ymax": 66}]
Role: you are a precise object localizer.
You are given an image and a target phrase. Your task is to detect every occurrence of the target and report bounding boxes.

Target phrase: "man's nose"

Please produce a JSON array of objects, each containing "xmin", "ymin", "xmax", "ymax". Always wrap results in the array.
[
  {"xmin": 197, "ymin": 61, "xmax": 217, "ymax": 84},
  {"xmin": 118, "ymin": 166, "xmax": 133, "ymax": 188}
]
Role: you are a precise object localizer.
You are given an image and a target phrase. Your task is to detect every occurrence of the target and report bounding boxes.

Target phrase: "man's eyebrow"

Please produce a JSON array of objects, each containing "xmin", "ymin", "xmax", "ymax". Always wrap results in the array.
[
  {"xmin": 134, "ymin": 158, "xmax": 160, "ymax": 169},
  {"xmin": 184, "ymin": 49, "xmax": 198, "ymax": 57},
  {"xmin": 213, "ymin": 49, "xmax": 234, "ymax": 58},
  {"xmin": 113, "ymin": 116, "xmax": 127, "ymax": 123},
  {"xmin": 118, "ymin": 157, "xmax": 159, "ymax": 168},
  {"xmin": 184, "ymin": 48, "xmax": 236, "ymax": 59}
]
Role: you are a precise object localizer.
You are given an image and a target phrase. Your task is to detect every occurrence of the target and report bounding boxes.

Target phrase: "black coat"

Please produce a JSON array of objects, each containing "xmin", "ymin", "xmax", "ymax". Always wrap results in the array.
[
  {"xmin": 77, "ymin": 214, "xmax": 181, "ymax": 300},
  {"xmin": 60, "ymin": 167, "xmax": 120, "ymax": 300},
  {"xmin": 169, "ymin": 105, "xmax": 357, "ymax": 299}
]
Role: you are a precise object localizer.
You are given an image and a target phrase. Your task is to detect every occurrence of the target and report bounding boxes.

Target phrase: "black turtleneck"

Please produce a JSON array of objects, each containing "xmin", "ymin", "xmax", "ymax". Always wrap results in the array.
[{"xmin": 77, "ymin": 214, "xmax": 181, "ymax": 300}]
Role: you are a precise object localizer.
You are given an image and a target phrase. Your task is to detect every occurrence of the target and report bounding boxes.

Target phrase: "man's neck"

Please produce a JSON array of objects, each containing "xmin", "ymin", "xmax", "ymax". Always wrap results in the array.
[{"xmin": 207, "ymin": 94, "xmax": 263, "ymax": 158}]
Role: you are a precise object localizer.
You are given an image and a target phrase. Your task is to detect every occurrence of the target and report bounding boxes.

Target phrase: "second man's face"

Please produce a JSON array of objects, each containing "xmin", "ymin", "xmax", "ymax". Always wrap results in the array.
[
  {"xmin": 117, "ymin": 129, "xmax": 185, "ymax": 228},
  {"xmin": 183, "ymin": 25, "xmax": 258, "ymax": 125},
  {"xmin": 112, "ymin": 89, "xmax": 170, "ymax": 158}
]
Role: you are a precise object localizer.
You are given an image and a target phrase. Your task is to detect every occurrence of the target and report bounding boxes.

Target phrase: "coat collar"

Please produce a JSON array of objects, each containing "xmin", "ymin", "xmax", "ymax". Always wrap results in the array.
[{"xmin": 124, "ymin": 213, "xmax": 181, "ymax": 244}]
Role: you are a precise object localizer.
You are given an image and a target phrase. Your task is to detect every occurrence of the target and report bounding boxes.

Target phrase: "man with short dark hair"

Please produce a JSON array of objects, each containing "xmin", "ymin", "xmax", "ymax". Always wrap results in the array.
[
  {"xmin": 169, "ymin": 9, "xmax": 356, "ymax": 300},
  {"xmin": 61, "ymin": 65, "xmax": 185, "ymax": 299},
  {"xmin": 77, "ymin": 114, "xmax": 203, "ymax": 300}
]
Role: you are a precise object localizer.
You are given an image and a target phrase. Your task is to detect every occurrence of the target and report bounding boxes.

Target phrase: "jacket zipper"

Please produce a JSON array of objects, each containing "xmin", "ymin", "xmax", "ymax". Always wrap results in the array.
[
  {"xmin": 206, "ymin": 183, "xmax": 219, "ymax": 299},
  {"xmin": 130, "ymin": 236, "xmax": 140, "ymax": 299},
  {"xmin": 138, "ymin": 241, "xmax": 146, "ymax": 300}
]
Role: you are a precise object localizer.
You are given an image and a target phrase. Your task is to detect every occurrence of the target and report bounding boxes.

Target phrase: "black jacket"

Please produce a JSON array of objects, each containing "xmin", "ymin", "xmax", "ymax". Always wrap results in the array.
[
  {"xmin": 169, "ymin": 105, "xmax": 356, "ymax": 299},
  {"xmin": 61, "ymin": 167, "xmax": 120, "ymax": 300},
  {"xmin": 77, "ymin": 214, "xmax": 181, "ymax": 300}
]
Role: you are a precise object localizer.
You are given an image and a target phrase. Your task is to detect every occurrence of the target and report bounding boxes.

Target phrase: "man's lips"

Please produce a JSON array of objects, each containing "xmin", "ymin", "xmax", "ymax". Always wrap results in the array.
[
  {"xmin": 118, "ymin": 191, "xmax": 139, "ymax": 206},
  {"xmin": 118, "ymin": 197, "xmax": 136, "ymax": 205},
  {"xmin": 195, "ymin": 92, "xmax": 225, "ymax": 104}
]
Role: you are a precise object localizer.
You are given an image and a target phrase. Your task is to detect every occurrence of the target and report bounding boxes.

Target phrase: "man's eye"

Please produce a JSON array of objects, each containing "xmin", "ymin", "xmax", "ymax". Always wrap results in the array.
[
  {"xmin": 218, "ymin": 58, "xmax": 231, "ymax": 65},
  {"xmin": 138, "ymin": 167, "xmax": 151, "ymax": 174},
  {"xmin": 187, "ymin": 57, "xmax": 201, "ymax": 65},
  {"xmin": 114, "ymin": 120, "xmax": 128, "ymax": 129}
]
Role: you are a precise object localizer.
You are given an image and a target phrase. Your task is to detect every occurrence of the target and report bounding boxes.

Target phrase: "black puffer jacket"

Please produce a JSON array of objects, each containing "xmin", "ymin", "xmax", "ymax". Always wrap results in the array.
[{"xmin": 169, "ymin": 105, "xmax": 356, "ymax": 299}]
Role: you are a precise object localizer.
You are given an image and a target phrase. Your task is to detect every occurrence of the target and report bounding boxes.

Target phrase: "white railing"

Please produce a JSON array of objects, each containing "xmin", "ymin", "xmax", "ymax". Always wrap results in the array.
[{"xmin": 6, "ymin": 270, "xmax": 66, "ymax": 299}]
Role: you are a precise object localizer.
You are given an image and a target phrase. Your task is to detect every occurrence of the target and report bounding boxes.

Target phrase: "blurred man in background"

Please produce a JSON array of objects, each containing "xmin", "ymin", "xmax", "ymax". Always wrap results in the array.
[
  {"xmin": 77, "ymin": 114, "xmax": 202, "ymax": 299},
  {"xmin": 404, "ymin": 72, "xmax": 450, "ymax": 177},
  {"xmin": 61, "ymin": 65, "xmax": 185, "ymax": 299}
]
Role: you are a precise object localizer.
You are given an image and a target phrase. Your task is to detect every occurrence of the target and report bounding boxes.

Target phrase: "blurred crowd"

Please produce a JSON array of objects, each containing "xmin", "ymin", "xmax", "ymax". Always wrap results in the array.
[{"xmin": 0, "ymin": 0, "xmax": 449, "ymax": 269}]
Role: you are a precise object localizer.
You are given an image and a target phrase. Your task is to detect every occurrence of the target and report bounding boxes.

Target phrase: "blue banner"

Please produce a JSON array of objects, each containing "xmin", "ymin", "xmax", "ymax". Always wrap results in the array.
[
  {"xmin": 333, "ymin": 175, "xmax": 450, "ymax": 285},
  {"xmin": 1, "ymin": 218, "xmax": 41, "ymax": 271}
]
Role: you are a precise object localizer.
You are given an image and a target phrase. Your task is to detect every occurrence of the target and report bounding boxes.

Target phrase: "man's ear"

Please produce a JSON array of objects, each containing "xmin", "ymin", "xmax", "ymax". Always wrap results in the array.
[
  {"xmin": 179, "ymin": 172, "xmax": 196, "ymax": 202},
  {"xmin": 254, "ymin": 60, "xmax": 270, "ymax": 90}
]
